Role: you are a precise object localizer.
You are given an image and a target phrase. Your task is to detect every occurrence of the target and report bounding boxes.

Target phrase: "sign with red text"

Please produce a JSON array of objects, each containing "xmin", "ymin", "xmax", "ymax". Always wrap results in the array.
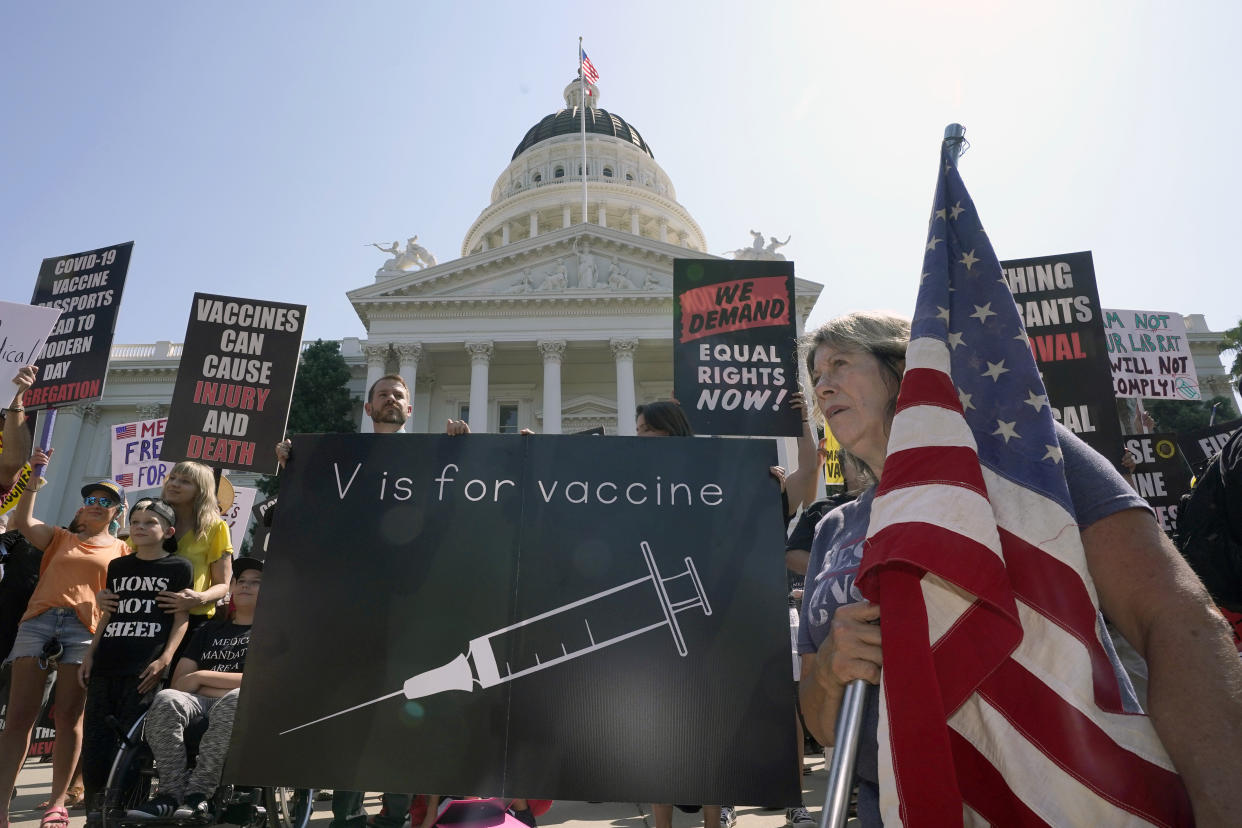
[
  {"xmin": 673, "ymin": 259, "xmax": 800, "ymax": 437},
  {"xmin": 24, "ymin": 242, "xmax": 132, "ymax": 409},
  {"xmin": 1102, "ymin": 309, "xmax": 1199, "ymax": 400},
  {"xmin": 110, "ymin": 417, "xmax": 172, "ymax": 491},
  {"xmin": 161, "ymin": 294, "xmax": 305, "ymax": 472},
  {"xmin": 999, "ymin": 251, "xmax": 1123, "ymax": 465}
]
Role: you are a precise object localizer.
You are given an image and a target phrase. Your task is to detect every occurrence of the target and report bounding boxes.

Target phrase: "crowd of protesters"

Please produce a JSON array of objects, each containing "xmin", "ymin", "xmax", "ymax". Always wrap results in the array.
[{"xmin": 3, "ymin": 302, "xmax": 1242, "ymax": 828}]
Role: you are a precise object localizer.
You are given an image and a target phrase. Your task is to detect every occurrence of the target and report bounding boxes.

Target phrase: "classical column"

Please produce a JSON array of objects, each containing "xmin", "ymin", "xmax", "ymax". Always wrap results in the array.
[
  {"xmin": 597, "ymin": 201, "xmax": 607, "ymax": 227},
  {"xmin": 414, "ymin": 374, "xmax": 436, "ymax": 434},
  {"xmin": 501, "ymin": 222, "xmax": 510, "ymax": 245},
  {"xmin": 529, "ymin": 211, "xmax": 539, "ymax": 238},
  {"xmin": 658, "ymin": 219, "xmax": 668, "ymax": 244},
  {"xmin": 395, "ymin": 343, "xmax": 423, "ymax": 433},
  {"xmin": 538, "ymin": 340, "xmax": 567, "ymax": 434},
  {"xmin": 562, "ymin": 205, "xmax": 571, "ymax": 228},
  {"xmin": 630, "ymin": 208, "xmax": 640, "ymax": 235},
  {"xmin": 465, "ymin": 341, "xmax": 494, "ymax": 433},
  {"xmin": 135, "ymin": 403, "xmax": 164, "ymax": 420},
  {"xmin": 611, "ymin": 338, "xmax": 639, "ymax": 436},
  {"xmin": 362, "ymin": 343, "xmax": 389, "ymax": 433}
]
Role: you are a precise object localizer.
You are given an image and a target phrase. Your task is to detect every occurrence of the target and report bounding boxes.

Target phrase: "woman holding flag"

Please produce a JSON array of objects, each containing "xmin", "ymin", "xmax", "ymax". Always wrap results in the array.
[{"xmin": 796, "ymin": 146, "xmax": 1242, "ymax": 828}]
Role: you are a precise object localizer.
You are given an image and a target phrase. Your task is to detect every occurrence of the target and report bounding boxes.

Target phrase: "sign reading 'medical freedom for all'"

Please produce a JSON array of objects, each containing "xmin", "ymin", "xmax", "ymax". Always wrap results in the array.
[
  {"xmin": 161, "ymin": 293, "xmax": 305, "ymax": 473},
  {"xmin": 24, "ymin": 241, "xmax": 133, "ymax": 409}
]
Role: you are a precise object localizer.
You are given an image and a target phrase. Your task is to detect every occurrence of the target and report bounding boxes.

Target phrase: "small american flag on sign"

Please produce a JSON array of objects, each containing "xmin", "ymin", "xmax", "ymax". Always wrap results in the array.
[
  {"xmin": 115, "ymin": 424, "xmax": 136, "ymax": 439},
  {"xmin": 580, "ymin": 47, "xmax": 599, "ymax": 85},
  {"xmin": 116, "ymin": 473, "xmax": 133, "ymax": 487},
  {"xmin": 856, "ymin": 144, "xmax": 1192, "ymax": 825}
]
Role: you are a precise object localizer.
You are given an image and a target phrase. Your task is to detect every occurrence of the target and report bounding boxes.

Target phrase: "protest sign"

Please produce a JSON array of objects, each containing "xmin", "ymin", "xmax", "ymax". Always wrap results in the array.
[
  {"xmin": 24, "ymin": 242, "xmax": 132, "ymax": 409},
  {"xmin": 227, "ymin": 434, "xmax": 798, "ymax": 806},
  {"xmin": 1102, "ymin": 309, "xmax": 1199, "ymax": 400},
  {"xmin": 161, "ymin": 294, "xmax": 305, "ymax": 473},
  {"xmin": 999, "ymin": 251, "xmax": 1123, "ymax": 463},
  {"xmin": 1178, "ymin": 416, "xmax": 1242, "ymax": 475},
  {"xmin": 248, "ymin": 495, "xmax": 277, "ymax": 559},
  {"xmin": 222, "ymin": 484, "xmax": 258, "ymax": 552},
  {"xmin": 822, "ymin": 426, "xmax": 843, "ymax": 487},
  {"xmin": 110, "ymin": 418, "xmax": 172, "ymax": 491},
  {"xmin": 0, "ymin": 300, "xmax": 62, "ymax": 388},
  {"xmin": 1121, "ymin": 432, "xmax": 1192, "ymax": 534},
  {"xmin": 673, "ymin": 259, "xmax": 800, "ymax": 436}
]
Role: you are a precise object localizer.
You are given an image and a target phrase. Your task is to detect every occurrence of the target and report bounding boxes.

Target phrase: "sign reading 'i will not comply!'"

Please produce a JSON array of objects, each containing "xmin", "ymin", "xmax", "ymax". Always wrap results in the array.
[{"xmin": 161, "ymin": 293, "xmax": 305, "ymax": 473}]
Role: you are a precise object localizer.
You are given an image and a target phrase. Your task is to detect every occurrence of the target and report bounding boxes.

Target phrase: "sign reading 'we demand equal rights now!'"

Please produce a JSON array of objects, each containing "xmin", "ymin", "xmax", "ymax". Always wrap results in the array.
[
  {"xmin": 673, "ymin": 259, "xmax": 801, "ymax": 437},
  {"xmin": 161, "ymin": 293, "xmax": 305, "ymax": 474}
]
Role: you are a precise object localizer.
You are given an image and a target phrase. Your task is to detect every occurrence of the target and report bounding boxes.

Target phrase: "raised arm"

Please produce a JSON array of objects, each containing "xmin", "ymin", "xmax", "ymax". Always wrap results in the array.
[
  {"xmin": 1, "ymin": 365, "xmax": 37, "ymax": 487},
  {"xmin": 1083, "ymin": 507, "xmax": 1242, "ymax": 825},
  {"xmin": 12, "ymin": 446, "xmax": 56, "ymax": 549},
  {"xmin": 779, "ymin": 393, "xmax": 820, "ymax": 514}
]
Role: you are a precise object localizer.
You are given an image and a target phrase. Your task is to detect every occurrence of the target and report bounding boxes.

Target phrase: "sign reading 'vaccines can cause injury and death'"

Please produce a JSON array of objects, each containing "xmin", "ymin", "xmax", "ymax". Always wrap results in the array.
[
  {"xmin": 998, "ymin": 251, "xmax": 1123, "ymax": 465},
  {"xmin": 673, "ymin": 259, "xmax": 801, "ymax": 437},
  {"xmin": 226, "ymin": 434, "xmax": 798, "ymax": 807},
  {"xmin": 24, "ymin": 241, "xmax": 132, "ymax": 409},
  {"xmin": 161, "ymin": 293, "xmax": 305, "ymax": 473}
]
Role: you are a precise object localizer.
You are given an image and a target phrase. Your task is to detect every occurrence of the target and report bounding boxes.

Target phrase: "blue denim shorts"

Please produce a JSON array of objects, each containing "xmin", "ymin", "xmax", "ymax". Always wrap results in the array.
[{"xmin": 5, "ymin": 608, "xmax": 93, "ymax": 665}]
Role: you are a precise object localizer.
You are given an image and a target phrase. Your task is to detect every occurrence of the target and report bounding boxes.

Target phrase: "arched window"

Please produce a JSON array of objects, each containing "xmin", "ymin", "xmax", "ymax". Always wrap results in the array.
[
  {"xmin": 554, "ymin": 166, "xmax": 564, "ymax": 178},
  {"xmin": 625, "ymin": 172, "xmax": 634, "ymax": 181},
  {"xmin": 603, "ymin": 167, "xmax": 613, "ymax": 177},
  {"xmin": 533, "ymin": 172, "xmax": 542, "ymax": 183}
]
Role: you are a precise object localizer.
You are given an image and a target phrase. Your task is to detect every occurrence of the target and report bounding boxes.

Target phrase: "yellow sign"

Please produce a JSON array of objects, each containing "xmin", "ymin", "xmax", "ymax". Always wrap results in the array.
[
  {"xmin": 822, "ymin": 427, "xmax": 843, "ymax": 487},
  {"xmin": 0, "ymin": 463, "xmax": 33, "ymax": 515}
]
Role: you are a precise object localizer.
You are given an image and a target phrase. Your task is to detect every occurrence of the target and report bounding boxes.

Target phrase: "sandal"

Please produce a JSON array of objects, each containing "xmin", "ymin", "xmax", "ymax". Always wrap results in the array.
[
  {"xmin": 40, "ymin": 806, "xmax": 70, "ymax": 828},
  {"xmin": 66, "ymin": 788, "xmax": 86, "ymax": 809}
]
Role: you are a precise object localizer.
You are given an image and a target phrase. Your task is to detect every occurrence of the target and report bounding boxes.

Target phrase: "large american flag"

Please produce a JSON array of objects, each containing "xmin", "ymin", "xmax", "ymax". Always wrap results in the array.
[
  {"xmin": 855, "ymin": 145, "xmax": 1192, "ymax": 825},
  {"xmin": 580, "ymin": 47, "xmax": 599, "ymax": 85}
]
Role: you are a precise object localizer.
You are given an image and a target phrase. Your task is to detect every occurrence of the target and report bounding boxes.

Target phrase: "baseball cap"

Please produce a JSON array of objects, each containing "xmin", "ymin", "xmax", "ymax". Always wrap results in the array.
[
  {"xmin": 81, "ymin": 479, "xmax": 126, "ymax": 504},
  {"xmin": 232, "ymin": 556, "xmax": 264, "ymax": 578},
  {"xmin": 130, "ymin": 497, "xmax": 177, "ymax": 527}
]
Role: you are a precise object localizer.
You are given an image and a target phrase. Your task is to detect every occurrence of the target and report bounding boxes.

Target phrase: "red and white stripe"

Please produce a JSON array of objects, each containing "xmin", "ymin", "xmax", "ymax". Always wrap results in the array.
[{"xmin": 859, "ymin": 335, "xmax": 1192, "ymax": 827}]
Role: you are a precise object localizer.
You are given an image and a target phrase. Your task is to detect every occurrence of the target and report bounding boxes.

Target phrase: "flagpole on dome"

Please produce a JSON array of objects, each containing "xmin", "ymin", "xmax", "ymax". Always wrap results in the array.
[
  {"xmin": 817, "ymin": 124, "xmax": 970, "ymax": 828},
  {"xmin": 579, "ymin": 37, "xmax": 588, "ymax": 225}
]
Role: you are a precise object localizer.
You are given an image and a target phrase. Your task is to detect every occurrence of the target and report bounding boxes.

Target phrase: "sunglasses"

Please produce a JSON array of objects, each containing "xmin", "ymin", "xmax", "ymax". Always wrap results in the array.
[{"xmin": 83, "ymin": 496, "xmax": 118, "ymax": 507}]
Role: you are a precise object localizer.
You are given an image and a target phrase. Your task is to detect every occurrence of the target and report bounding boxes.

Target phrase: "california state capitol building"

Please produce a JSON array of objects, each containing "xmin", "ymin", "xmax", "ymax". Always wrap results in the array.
[{"xmin": 29, "ymin": 76, "xmax": 1236, "ymax": 527}]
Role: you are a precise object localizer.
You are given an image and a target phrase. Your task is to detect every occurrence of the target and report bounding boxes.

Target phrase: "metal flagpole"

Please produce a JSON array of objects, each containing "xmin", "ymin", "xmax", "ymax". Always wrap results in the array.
[
  {"xmin": 579, "ymin": 36, "xmax": 588, "ymax": 225},
  {"xmin": 818, "ymin": 123, "xmax": 969, "ymax": 828}
]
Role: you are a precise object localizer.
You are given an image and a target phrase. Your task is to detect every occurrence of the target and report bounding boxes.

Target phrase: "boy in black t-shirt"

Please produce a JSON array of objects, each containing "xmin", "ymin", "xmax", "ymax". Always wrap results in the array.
[
  {"xmin": 79, "ymin": 497, "xmax": 192, "ymax": 826},
  {"xmin": 128, "ymin": 557, "xmax": 261, "ymax": 823}
]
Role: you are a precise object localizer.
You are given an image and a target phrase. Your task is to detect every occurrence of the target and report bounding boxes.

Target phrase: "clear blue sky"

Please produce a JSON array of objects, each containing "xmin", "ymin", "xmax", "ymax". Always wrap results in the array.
[{"xmin": 3, "ymin": 1, "xmax": 1238, "ymax": 359}]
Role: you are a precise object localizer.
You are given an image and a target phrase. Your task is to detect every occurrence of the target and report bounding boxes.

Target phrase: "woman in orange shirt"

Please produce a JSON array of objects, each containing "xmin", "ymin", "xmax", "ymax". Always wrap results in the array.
[{"xmin": 0, "ymin": 447, "xmax": 129, "ymax": 828}]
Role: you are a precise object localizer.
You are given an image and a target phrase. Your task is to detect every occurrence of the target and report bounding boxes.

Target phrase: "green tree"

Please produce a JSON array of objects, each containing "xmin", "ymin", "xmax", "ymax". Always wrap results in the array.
[
  {"xmin": 1144, "ymin": 395, "xmax": 1238, "ymax": 434},
  {"xmin": 255, "ymin": 339, "xmax": 357, "ymax": 498},
  {"xmin": 1220, "ymin": 318, "xmax": 1242, "ymax": 383}
]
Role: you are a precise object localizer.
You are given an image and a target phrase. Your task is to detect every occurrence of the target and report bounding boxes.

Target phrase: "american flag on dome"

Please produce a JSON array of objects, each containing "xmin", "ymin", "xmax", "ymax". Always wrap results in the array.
[
  {"xmin": 115, "ymin": 423, "xmax": 136, "ymax": 439},
  {"xmin": 855, "ymin": 144, "xmax": 1192, "ymax": 825},
  {"xmin": 580, "ymin": 47, "xmax": 599, "ymax": 85}
]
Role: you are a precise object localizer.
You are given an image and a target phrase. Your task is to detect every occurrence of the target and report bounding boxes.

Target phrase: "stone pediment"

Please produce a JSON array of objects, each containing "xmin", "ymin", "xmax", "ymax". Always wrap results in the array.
[
  {"xmin": 538, "ymin": 393, "xmax": 618, "ymax": 434},
  {"xmin": 349, "ymin": 226, "xmax": 685, "ymax": 304}
]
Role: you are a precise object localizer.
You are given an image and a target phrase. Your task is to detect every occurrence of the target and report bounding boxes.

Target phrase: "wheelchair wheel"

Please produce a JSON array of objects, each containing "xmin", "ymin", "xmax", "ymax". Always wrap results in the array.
[
  {"xmin": 100, "ymin": 713, "xmax": 157, "ymax": 828},
  {"xmin": 262, "ymin": 787, "xmax": 314, "ymax": 828}
]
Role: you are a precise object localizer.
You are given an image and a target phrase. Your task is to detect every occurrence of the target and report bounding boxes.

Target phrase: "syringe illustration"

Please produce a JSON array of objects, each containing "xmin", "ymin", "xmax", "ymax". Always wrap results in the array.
[{"xmin": 280, "ymin": 541, "xmax": 711, "ymax": 735}]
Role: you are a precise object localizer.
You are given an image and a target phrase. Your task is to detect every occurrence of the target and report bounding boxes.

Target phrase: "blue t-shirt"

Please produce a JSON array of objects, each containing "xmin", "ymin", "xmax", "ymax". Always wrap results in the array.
[{"xmin": 797, "ymin": 424, "xmax": 1149, "ymax": 825}]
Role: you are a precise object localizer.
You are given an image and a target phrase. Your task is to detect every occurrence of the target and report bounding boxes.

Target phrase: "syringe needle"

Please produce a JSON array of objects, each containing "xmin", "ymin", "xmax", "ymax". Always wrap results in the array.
[{"xmin": 278, "ymin": 689, "xmax": 405, "ymax": 736}]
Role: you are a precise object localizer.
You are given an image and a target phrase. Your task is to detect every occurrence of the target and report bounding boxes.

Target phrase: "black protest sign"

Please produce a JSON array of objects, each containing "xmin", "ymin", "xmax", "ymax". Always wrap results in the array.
[
  {"xmin": 673, "ymin": 259, "xmax": 800, "ymax": 436},
  {"xmin": 161, "ymin": 294, "xmax": 305, "ymax": 473},
  {"xmin": 24, "ymin": 241, "xmax": 132, "ymax": 409},
  {"xmin": 999, "ymin": 251, "xmax": 1122, "ymax": 463},
  {"xmin": 1121, "ymin": 432, "xmax": 1192, "ymax": 535},
  {"xmin": 227, "ymin": 434, "xmax": 798, "ymax": 806},
  {"xmin": 1178, "ymin": 417, "xmax": 1242, "ymax": 475},
  {"xmin": 248, "ymin": 495, "xmax": 277, "ymax": 559}
]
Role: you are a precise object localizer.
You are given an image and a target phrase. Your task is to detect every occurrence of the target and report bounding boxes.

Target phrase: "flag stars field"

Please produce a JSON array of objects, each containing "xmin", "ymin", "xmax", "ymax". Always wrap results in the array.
[
  {"xmin": 1042, "ymin": 443, "xmax": 1064, "ymax": 464},
  {"xmin": 947, "ymin": 331, "xmax": 965, "ymax": 350},
  {"xmin": 927, "ymin": 235, "xmax": 942, "ymax": 251},
  {"xmin": 949, "ymin": 201, "xmax": 966, "ymax": 220},
  {"xmin": 1023, "ymin": 389, "xmax": 1049, "ymax": 412},
  {"xmin": 970, "ymin": 302, "xmax": 996, "ymax": 323},
  {"xmin": 992, "ymin": 419, "xmax": 1020, "ymax": 443},
  {"xmin": 960, "ymin": 249, "xmax": 980, "ymax": 270},
  {"xmin": 982, "ymin": 360, "xmax": 1009, "ymax": 381}
]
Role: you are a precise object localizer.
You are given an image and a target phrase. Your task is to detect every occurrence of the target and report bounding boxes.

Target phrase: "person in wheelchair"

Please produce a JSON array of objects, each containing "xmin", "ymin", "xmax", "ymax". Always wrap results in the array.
[
  {"xmin": 127, "ymin": 557, "xmax": 262, "ymax": 823},
  {"xmin": 79, "ymin": 497, "xmax": 192, "ymax": 828}
]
